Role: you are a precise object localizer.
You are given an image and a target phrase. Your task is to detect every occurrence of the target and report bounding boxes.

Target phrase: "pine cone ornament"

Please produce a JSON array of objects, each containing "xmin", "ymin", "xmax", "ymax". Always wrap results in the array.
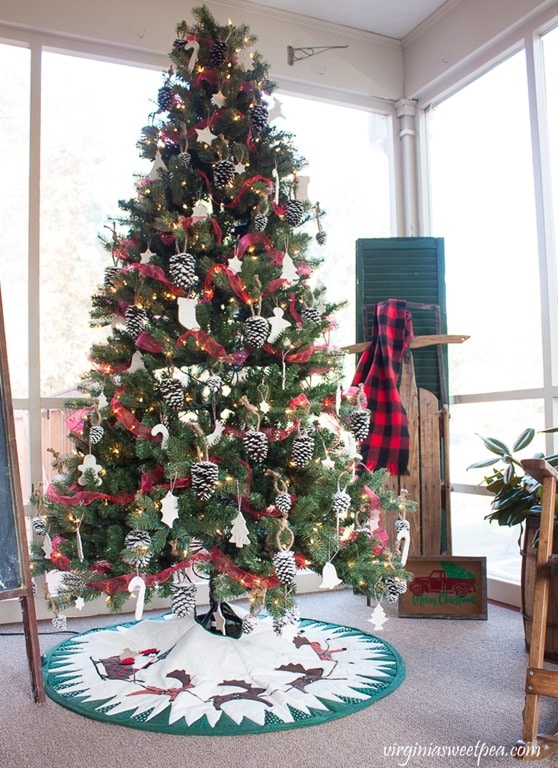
[
  {"xmin": 123, "ymin": 530, "xmax": 152, "ymax": 567},
  {"xmin": 60, "ymin": 571, "xmax": 86, "ymax": 594},
  {"xmin": 394, "ymin": 518, "xmax": 411, "ymax": 536},
  {"xmin": 160, "ymin": 378, "xmax": 184, "ymax": 410},
  {"xmin": 104, "ymin": 265, "xmax": 119, "ymax": 290},
  {"xmin": 210, "ymin": 40, "xmax": 228, "ymax": 68},
  {"xmin": 275, "ymin": 491, "xmax": 292, "ymax": 515},
  {"xmin": 350, "ymin": 409, "xmax": 372, "ymax": 441},
  {"xmin": 213, "ymin": 159, "xmax": 236, "ymax": 188},
  {"xmin": 177, "ymin": 151, "xmax": 192, "ymax": 170},
  {"xmin": 283, "ymin": 199, "xmax": 304, "ymax": 226},
  {"xmin": 254, "ymin": 213, "xmax": 268, "ymax": 231},
  {"xmin": 273, "ymin": 549, "xmax": 297, "ymax": 584},
  {"xmin": 244, "ymin": 315, "xmax": 270, "ymax": 347},
  {"xmin": 383, "ymin": 577, "xmax": 407, "ymax": 603},
  {"xmin": 169, "ymin": 252, "xmax": 196, "ymax": 290},
  {"xmin": 316, "ymin": 230, "xmax": 327, "ymax": 245},
  {"xmin": 243, "ymin": 429, "xmax": 269, "ymax": 462},
  {"xmin": 89, "ymin": 424, "xmax": 104, "ymax": 445},
  {"xmin": 291, "ymin": 431, "xmax": 315, "ymax": 467},
  {"xmin": 242, "ymin": 614, "xmax": 259, "ymax": 636},
  {"xmin": 158, "ymin": 84, "xmax": 174, "ymax": 112},
  {"xmin": 207, "ymin": 374, "xmax": 223, "ymax": 393},
  {"xmin": 125, "ymin": 305, "xmax": 147, "ymax": 339},
  {"xmin": 301, "ymin": 307, "xmax": 321, "ymax": 325},
  {"xmin": 332, "ymin": 489, "xmax": 351, "ymax": 516},
  {"xmin": 191, "ymin": 460, "xmax": 219, "ymax": 500},
  {"xmin": 52, "ymin": 614, "xmax": 67, "ymax": 631},
  {"xmin": 273, "ymin": 605, "xmax": 300, "ymax": 636},
  {"xmin": 170, "ymin": 582, "xmax": 197, "ymax": 617},
  {"xmin": 249, "ymin": 104, "xmax": 268, "ymax": 131},
  {"xmin": 31, "ymin": 516, "xmax": 47, "ymax": 537},
  {"xmin": 173, "ymin": 38, "xmax": 186, "ymax": 51}
]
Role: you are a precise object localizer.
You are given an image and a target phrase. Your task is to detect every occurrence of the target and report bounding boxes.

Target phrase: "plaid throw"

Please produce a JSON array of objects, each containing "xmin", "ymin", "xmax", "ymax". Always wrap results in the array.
[{"xmin": 351, "ymin": 299, "xmax": 414, "ymax": 475}]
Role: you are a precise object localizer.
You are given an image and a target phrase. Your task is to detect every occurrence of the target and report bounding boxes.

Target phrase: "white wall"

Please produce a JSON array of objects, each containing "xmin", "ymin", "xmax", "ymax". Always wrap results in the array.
[
  {"xmin": 0, "ymin": 0, "xmax": 403, "ymax": 107},
  {"xmin": 403, "ymin": 0, "xmax": 558, "ymax": 103}
]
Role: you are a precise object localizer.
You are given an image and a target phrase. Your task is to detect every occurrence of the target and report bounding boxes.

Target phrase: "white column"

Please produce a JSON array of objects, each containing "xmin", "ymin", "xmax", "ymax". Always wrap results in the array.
[{"xmin": 395, "ymin": 98, "xmax": 419, "ymax": 237}]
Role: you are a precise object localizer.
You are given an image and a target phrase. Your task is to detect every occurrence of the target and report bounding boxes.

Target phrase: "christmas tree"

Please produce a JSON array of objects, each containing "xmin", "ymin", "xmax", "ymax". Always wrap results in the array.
[{"xmin": 32, "ymin": 5, "xmax": 411, "ymax": 638}]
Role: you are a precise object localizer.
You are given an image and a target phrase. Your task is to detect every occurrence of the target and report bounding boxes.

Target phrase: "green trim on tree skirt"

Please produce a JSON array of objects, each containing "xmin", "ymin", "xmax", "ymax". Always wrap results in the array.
[{"xmin": 42, "ymin": 615, "xmax": 405, "ymax": 735}]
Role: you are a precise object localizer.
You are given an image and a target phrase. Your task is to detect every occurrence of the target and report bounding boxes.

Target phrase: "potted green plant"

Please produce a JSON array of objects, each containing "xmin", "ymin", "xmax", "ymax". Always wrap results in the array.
[{"xmin": 468, "ymin": 427, "xmax": 558, "ymax": 659}]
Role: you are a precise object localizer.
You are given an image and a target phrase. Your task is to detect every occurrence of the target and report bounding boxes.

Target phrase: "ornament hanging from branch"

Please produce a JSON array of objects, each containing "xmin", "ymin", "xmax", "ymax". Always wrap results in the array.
[
  {"xmin": 314, "ymin": 201, "xmax": 327, "ymax": 245},
  {"xmin": 272, "ymin": 517, "xmax": 297, "ymax": 585},
  {"xmin": 350, "ymin": 383, "xmax": 372, "ymax": 441},
  {"xmin": 265, "ymin": 469, "xmax": 292, "ymax": 515},
  {"xmin": 189, "ymin": 422, "xmax": 219, "ymax": 500},
  {"xmin": 240, "ymin": 396, "xmax": 269, "ymax": 463}
]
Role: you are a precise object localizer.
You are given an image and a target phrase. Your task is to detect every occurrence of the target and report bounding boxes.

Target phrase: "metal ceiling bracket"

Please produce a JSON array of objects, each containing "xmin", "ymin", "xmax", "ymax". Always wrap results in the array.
[{"xmin": 287, "ymin": 45, "xmax": 348, "ymax": 66}]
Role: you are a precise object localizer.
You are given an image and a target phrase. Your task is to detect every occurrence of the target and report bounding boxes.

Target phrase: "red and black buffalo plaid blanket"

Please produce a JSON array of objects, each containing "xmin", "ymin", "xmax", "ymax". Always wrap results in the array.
[{"xmin": 351, "ymin": 299, "xmax": 414, "ymax": 475}]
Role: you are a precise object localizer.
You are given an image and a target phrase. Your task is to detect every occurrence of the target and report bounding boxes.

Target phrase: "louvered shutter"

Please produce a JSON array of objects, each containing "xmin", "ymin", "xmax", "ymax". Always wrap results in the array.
[{"xmin": 355, "ymin": 237, "xmax": 447, "ymax": 402}]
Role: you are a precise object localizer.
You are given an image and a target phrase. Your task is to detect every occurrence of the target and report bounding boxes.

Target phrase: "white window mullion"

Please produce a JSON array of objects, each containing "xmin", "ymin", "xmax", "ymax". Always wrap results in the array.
[
  {"xmin": 27, "ymin": 40, "xmax": 42, "ymax": 498},
  {"xmin": 525, "ymin": 30, "xmax": 558, "ymax": 451}
]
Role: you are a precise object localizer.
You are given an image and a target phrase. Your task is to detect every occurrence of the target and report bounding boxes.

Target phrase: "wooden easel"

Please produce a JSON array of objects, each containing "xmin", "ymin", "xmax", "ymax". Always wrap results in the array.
[
  {"xmin": 344, "ymin": 331, "xmax": 468, "ymax": 557},
  {"xmin": 516, "ymin": 458, "xmax": 558, "ymax": 760},
  {"xmin": 0, "ymin": 288, "xmax": 45, "ymax": 703}
]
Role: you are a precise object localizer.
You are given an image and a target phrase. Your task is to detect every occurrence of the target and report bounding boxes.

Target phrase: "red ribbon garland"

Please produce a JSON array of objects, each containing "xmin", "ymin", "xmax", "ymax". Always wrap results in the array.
[
  {"xmin": 237, "ymin": 230, "xmax": 284, "ymax": 266},
  {"xmin": 111, "ymin": 389, "xmax": 162, "ymax": 441},
  {"xmin": 46, "ymin": 484, "xmax": 136, "ymax": 508},
  {"xmin": 225, "ymin": 176, "xmax": 275, "ymax": 210},
  {"xmin": 177, "ymin": 328, "xmax": 251, "ymax": 365},
  {"xmin": 122, "ymin": 263, "xmax": 184, "ymax": 296},
  {"xmin": 203, "ymin": 263, "xmax": 251, "ymax": 303},
  {"xmin": 86, "ymin": 551, "xmax": 213, "ymax": 595},
  {"xmin": 181, "ymin": 215, "xmax": 222, "ymax": 245},
  {"xmin": 210, "ymin": 547, "xmax": 307, "ymax": 590},
  {"xmin": 224, "ymin": 421, "xmax": 299, "ymax": 443}
]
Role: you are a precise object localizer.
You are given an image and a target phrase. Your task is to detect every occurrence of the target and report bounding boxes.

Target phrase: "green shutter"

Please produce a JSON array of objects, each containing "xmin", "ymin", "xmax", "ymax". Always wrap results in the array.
[{"xmin": 355, "ymin": 237, "xmax": 447, "ymax": 402}]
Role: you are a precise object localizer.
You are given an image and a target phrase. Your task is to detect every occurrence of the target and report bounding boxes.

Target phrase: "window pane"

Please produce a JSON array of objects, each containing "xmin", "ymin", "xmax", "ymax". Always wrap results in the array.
[
  {"xmin": 429, "ymin": 51, "xmax": 541, "ymax": 395},
  {"xmin": 428, "ymin": 53, "xmax": 541, "ymax": 588},
  {"xmin": 40, "ymin": 53, "xmax": 161, "ymax": 396},
  {"xmin": 542, "ymin": 26, "xmax": 558, "ymax": 291},
  {"xmin": 0, "ymin": 44, "xmax": 29, "ymax": 398},
  {"xmin": 277, "ymin": 95, "xmax": 393, "ymax": 353}
]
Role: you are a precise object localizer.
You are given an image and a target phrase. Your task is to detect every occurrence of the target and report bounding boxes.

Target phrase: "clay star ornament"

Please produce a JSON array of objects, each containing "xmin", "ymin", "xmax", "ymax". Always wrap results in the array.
[
  {"xmin": 74, "ymin": 596, "xmax": 85, "ymax": 611},
  {"xmin": 211, "ymin": 90, "xmax": 226, "ymax": 108},
  {"xmin": 267, "ymin": 97, "xmax": 285, "ymax": 122},
  {"xmin": 227, "ymin": 251, "xmax": 243, "ymax": 274},
  {"xmin": 195, "ymin": 124, "xmax": 218, "ymax": 145},
  {"xmin": 140, "ymin": 247, "xmax": 155, "ymax": 264},
  {"xmin": 234, "ymin": 160, "xmax": 247, "ymax": 175},
  {"xmin": 160, "ymin": 490, "xmax": 179, "ymax": 528}
]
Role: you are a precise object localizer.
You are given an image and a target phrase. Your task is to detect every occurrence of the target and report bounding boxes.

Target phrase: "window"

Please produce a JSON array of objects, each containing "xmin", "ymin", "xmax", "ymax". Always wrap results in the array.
[
  {"xmin": 40, "ymin": 53, "xmax": 161, "ymax": 397},
  {"xmin": 0, "ymin": 43, "xmax": 30, "ymax": 399},
  {"xmin": 428, "ymin": 51, "xmax": 542, "ymax": 586},
  {"xmin": 278, "ymin": 95, "xmax": 393, "ymax": 354}
]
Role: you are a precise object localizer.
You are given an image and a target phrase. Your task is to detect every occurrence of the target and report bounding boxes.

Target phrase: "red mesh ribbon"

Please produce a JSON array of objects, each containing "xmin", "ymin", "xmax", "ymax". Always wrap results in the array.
[
  {"xmin": 111, "ymin": 389, "xmax": 162, "ymax": 441},
  {"xmin": 203, "ymin": 263, "xmax": 251, "ymax": 303},
  {"xmin": 122, "ymin": 263, "xmax": 184, "ymax": 295},
  {"xmin": 46, "ymin": 484, "xmax": 136, "ymax": 508},
  {"xmin": 210, "ymin": 548, "xmax": 307, "ymax": 590},
  {"xmin": 225, "ymin": 177, "xmax": 275, "ymax": 210},
  {"xmin": 178, "ymin": 329, "xmax": 251, "ymax": 365},
  {"xmin": 86, "ymin": 551, "xmax": 213, "ymax": 595}
]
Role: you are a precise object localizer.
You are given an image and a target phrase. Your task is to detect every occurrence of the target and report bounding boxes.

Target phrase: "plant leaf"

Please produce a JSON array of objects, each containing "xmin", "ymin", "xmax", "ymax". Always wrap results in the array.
[
  {"xmin": 477, "ymin": 435, "xmax": 510, "ymax": 456},
  {"xmin": 467, "ymin": 458, "xmax": 499, "ymax": 470},
  {"xmin": 513, "ymin": 428, "xmax": 535, "ymax": 452}
]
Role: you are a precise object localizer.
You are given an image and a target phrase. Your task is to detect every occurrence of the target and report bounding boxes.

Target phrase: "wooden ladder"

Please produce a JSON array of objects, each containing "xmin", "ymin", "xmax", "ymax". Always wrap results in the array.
[{"xmin": 517, "ymin": 458, "xmax": 558, "ymax": 760}]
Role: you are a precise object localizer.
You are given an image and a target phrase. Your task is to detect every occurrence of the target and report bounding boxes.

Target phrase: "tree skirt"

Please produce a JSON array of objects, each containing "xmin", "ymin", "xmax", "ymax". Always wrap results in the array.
[{"xmin": 42, "ymin": 612, "xmax": 405, "ymax": 736}]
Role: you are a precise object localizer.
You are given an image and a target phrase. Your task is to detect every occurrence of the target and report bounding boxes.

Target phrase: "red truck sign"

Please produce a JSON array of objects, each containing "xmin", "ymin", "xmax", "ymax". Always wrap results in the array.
[{"xmin": 409, "ymin": 568, "xmax": 477, "ymax": 598}]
